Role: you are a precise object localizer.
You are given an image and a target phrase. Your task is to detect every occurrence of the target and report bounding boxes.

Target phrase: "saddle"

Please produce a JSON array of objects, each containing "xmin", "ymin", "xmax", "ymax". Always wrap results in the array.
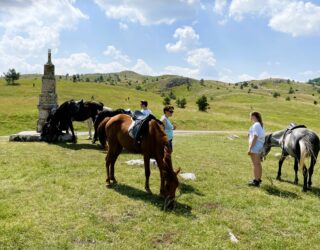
[
  {"xmin": 128, "ymin": 112, "xmax": 160, "ymax": 143},
  {"xmin": 281, "ymin": 123, "xmax": 306, "ymax": 154}
]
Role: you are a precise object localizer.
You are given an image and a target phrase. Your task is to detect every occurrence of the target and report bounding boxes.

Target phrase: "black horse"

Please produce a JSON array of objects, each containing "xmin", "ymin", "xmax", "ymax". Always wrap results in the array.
[
  {"xmin": 261, "ymin": 124, "xmax": 320, "ymax": 191},
  {"xmin": 42, "ymin": 99, "xmax": 104, "ymax": 143},
  {"xmin": 92, "ymin": 108, "xmax": 132, "ymax": 144}
]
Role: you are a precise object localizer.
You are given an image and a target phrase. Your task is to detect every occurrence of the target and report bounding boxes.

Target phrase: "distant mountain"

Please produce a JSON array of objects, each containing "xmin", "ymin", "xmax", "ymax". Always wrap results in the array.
[{"xmin": 308, "ymin": 77, "xmax": 320, "ymax": 85}]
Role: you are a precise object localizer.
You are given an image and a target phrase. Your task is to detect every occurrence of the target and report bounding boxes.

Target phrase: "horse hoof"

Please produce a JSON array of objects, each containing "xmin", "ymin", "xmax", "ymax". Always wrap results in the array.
[
  {"xmin": 145, "ymin": 188, "xmax": 152, "ymax": 194},
  {"xmin": 302, "ymin": 188, "xmax": 307, "ymax": 192},
  {"xmin": 276, "ymin": 176, "xmax": 282, "ymax": 181},
  {"xmin": 294, "ymin": 180, "xmax": 299, "ymax": 185}
]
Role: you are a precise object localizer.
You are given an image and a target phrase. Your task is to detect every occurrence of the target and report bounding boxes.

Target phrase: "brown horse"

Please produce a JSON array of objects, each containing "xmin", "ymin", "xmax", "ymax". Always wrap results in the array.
[{"xmin": 98, "ymin": 114, "xmax": 180, "ymax": 206}]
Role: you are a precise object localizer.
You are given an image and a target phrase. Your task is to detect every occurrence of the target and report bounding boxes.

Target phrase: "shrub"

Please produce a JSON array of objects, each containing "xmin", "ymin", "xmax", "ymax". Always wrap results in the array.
[
  {"xmin": 163, "ymin": 96, "xmax": 171, "ymax": 105},
  {"xmin": 176, "ymin": 98, "xmax": 187, "ymax": 108},
  {"xmin": 314, "ymin": 100, "xmax": 318, "ymax": 105},
  {"xmin": 196, "ymin": 95, "xmax": 209, "ymax": 111},
  {"xmin": 288, "ymin": 87, "xmax": 294, "ymax": 94},
  {"xmin": 169, "ymin": 91, "xmax": 176, "ymax": 100},
  {"xmin": 285, "ymin": 96, "xmax": 290, "ymax": 101},
  {"xmin": 273, "ymin": 92, "xmax": 281, "ymax": 98}
]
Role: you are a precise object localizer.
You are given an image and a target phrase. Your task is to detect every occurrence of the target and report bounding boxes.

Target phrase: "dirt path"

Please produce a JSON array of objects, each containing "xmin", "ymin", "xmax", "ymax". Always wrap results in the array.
[
  {"xmin": 0, "ymin": 130, "xmax": 247, "ymax": 141},
  {"xmin": 174, "ymin": 130, "xmax": 247, "ymax": 135}
]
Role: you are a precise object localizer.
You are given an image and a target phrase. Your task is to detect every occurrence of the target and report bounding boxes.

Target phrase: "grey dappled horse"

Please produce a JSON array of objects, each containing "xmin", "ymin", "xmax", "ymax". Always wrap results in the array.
[{"xmin": 261, "ymin": 125, "xmax": 320, "ymax": 191}]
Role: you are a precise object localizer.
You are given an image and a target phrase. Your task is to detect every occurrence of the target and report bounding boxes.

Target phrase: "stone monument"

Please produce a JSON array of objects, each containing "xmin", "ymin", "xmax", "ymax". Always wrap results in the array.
[
  {"xmin": 9, "ymin": 50, "xmax": 72, "ymax": 142},
  {"xmin": 37, "ymin": 49, "xmax": 58, "ymax": 132}
]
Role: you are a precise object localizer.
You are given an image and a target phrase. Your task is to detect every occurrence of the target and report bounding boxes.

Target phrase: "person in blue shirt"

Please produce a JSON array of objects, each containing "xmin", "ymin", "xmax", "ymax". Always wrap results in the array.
[
  {"xmin": 140, "ymin": 100, "xmax": 152, "ymax": 116},
  {"xmin": 161, "ymin": 105, "xmax": 176, "ymax": 152}
]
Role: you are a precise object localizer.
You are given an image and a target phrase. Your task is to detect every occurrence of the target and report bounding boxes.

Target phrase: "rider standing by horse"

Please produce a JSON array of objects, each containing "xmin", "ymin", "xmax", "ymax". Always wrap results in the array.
[{"xmin": 247, "ymin": 111, "xmax": 265, "ymax": 187}]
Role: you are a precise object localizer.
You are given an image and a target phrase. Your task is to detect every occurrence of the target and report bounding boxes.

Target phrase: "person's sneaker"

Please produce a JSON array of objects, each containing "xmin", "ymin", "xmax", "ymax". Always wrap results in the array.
[{"xmin": 248, "ymin": 179, "xmax": 260, "ymax": 187}]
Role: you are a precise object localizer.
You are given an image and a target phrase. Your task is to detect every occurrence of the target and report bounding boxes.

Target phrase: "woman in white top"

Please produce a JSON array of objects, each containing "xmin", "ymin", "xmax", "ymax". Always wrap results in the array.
[{"xmin": 248, "ymin": 111, "xmax": 265, "ymax": 187}]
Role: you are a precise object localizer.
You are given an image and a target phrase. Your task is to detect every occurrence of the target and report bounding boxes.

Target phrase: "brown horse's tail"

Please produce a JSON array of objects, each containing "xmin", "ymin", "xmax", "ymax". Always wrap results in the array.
[{"xmin": 97, "ymin": 117, "xmax": 110, "ymax": 149}]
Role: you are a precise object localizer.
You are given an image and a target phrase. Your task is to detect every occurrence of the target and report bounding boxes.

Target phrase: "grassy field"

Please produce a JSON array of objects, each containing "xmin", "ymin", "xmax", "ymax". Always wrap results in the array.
[
  {"xmin": 1, "ymin": 134, "xmax": 320, "ymax": 249},
  {"xmin": 1, "ymin": 73, "xmax": 320, "ymax": 249},
  {"xmin": 1, "ymin": 74, "xmax": 320, "ymax": 136}
]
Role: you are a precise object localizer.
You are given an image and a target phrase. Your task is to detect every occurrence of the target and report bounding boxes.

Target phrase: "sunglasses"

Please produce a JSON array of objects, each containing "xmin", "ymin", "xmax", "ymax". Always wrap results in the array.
[{"xmin": 168, "ymin": 110, "xmax": 174, "ymax": 113}]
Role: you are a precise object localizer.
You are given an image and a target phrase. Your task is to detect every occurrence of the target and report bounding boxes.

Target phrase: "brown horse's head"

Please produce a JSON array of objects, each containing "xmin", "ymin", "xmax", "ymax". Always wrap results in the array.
[{"xmin": 162, "ymin": 146, "xmax": 180, "ymax": 209}]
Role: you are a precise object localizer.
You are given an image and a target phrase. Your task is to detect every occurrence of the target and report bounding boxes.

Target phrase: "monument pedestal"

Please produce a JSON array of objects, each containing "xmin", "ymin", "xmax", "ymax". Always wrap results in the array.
[{"xmin": 9, "ymin": 131, "xmax": 73, "ymax": 142}]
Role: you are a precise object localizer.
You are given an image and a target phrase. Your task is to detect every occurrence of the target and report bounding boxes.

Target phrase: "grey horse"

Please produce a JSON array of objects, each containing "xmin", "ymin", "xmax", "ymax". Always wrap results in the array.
[{"xmin": 261, "ymin": 124, "xmax": 320, "ymax": 191}]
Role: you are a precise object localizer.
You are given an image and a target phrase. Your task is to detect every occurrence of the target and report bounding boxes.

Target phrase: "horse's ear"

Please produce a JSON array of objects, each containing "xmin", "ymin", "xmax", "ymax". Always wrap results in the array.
[{"xmin": 175, "ymin": 168, "xmax": 181, "ymax": 175}]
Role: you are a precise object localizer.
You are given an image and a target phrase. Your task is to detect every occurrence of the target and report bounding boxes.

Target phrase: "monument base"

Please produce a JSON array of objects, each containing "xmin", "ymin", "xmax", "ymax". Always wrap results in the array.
[{"xmin": 9, "ymin": 131, "xmax": 74, "ymax": 142}]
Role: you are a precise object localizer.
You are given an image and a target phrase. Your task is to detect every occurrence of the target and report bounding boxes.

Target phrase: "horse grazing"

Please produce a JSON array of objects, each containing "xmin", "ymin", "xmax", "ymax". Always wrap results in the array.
[
  {"xmin": 98, "ymin": 114, "xmax": 180, "ymax": 207},
  {"xmin": 92, "ymin": 108, "xmax": 132, "ymax": 144},
  {"xmin": 261, "ymin": 124, "xmax": 320, "ymax": 191},
  {"xmin": 43, "ymin": 99, "xmax": 104, "ymax": 143}
]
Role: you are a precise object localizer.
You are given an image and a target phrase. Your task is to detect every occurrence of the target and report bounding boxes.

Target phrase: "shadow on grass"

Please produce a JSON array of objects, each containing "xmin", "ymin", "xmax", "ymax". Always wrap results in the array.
[
  {"xmin": 275, "ymin": 178, "xmax": 320, "ymax": 197},
  {"xmin": 111, "ymin": 183, "xmax": 193, "ymax": 217},
  {"xmin": 55, "ymin": 143, "xmax": 101, "ymax": 151},
  {"xmin": 179, "ymin": 183, "xmax": 204, "ymax": 196},
  {"xmin": 262, "ymin": 184, "xmax": 301, "ymax": 199}
]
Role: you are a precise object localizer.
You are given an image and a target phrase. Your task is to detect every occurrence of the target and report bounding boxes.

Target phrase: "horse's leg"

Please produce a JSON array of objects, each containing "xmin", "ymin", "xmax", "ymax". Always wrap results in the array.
[
  {"xmin": 302, "ymin": 165, "xmax": 308, "ymax": 192},
  {"xmin": 299, "ymin": 141, "xmax": 308, "ymax": 192},
  {"xmin": 109, "ymin": 143, "xmax": 122, "ymax": 184},
  {"xmin": 276, "ymin": 155, "xmax": 287, "ymax": 181},
  {"xmin": 144, "ymin": 155, "xmax": 152, "ymax": 193},
  {"xmin": 294, "ymin": 158, "xmax": 299, "ymax": 184},
  {"xmin": 93, "ymin": 118, "xmax": 99, "ymax": 144},
  {"xmin": 307, "ymin": 157, "xmax": 316, "ymax": 190},
  {"xmin": 155, "ymin": 157, "xmax": 165, "ymax": 197},
  {"xmin": 87, "ymin": 118, "xmax": 93, "ymax": 140},
  {"xmin": 69, "ymin": 120, "xmax": 76, "ymax": 143},
  {"xmin": 105, "ymin": 152, "xmax": 112, "ymax": 187}
]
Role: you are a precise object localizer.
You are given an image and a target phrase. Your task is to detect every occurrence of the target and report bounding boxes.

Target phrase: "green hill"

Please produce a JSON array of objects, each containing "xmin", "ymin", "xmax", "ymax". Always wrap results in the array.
[{"xmin": 1, "ymin": 72, "xmax": 320, "ymax": 136}]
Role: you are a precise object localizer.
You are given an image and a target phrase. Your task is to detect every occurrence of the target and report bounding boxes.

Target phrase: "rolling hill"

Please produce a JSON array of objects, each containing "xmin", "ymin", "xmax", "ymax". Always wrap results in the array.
[{"xmin": 1, "ymin": 71, "xmax": 320, "ymax": 136}]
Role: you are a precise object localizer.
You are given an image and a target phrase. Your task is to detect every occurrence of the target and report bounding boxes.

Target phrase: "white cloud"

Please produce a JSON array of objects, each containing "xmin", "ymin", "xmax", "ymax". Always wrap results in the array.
[
  {"xmin": 119, "ymin": 22, "xmax": 128, "ymax": 30},
  {"xmin": 186, "ymin": 48, "xmax": 216, "ymax": 67},
  {"xmin": 238, "ymin": 73, "xmax": 255, "ymax": 82},
  {"xmin": 163, "ymin": 65, "xmax": 200, "ymax": 78},
  {"xmin": 132, "ymin": 59, "xmax": 155, "ymax": 75},
  {"xmin": 216, "ymin": 68, "xmax": 291, "ymax": 83},
  {"xmin": 214, "ymin": 0, "xmax": 228, "ymax": 15},
  {"xmin": 269, "ymin": 1, "xmax": 320, "ymax": 37},
  {"xmin": 54, "ymin": 53, "xmax": 156, "ymax": 76},
  {"xmin": 93, "ymin": 0, "xmax": 201, "ymax": 25},
  {"xmin": 54, "ymin": 53, "xmax": 127, "ymax": 75},
  {"xmin": 166, "ymin": 26, "xmax": 199, "ymax": 52},
  {"xmin": 165, "ymin": 27, "xmax": 216, "ymax": 79},
  {"xmin": 300, "ymin": 70, "xmax": 320, "ymax": 76},
  {"xmin": 103, "ymin": 45, "xmax": 131, "ymax": 63},
  {"xmin": 227, "ymin": 0, "xmax": 320, "ymax": 36},
  {"xmin": 0, "ymin": 0, "xmax": 88, "ymax": 73}
]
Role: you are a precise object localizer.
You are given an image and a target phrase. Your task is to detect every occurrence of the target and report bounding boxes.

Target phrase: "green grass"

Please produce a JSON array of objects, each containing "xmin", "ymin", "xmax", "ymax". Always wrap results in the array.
[
  {"xmin": 1, "ymin": 74, "xmax": 320, "ymax": 135},
  {"xmin": 1, "ymin": 134, "xmax": 320, "ymax": 249},
  {"xmin": 2, "ymin": 72, "xmax": 320, "ymax": 248}
]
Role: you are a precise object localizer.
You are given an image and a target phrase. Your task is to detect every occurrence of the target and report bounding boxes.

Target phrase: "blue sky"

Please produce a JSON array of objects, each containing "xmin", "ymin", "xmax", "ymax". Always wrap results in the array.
[{"xmin": 0, "ymin": 0, "xmax": 320, "ymax": 82}]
